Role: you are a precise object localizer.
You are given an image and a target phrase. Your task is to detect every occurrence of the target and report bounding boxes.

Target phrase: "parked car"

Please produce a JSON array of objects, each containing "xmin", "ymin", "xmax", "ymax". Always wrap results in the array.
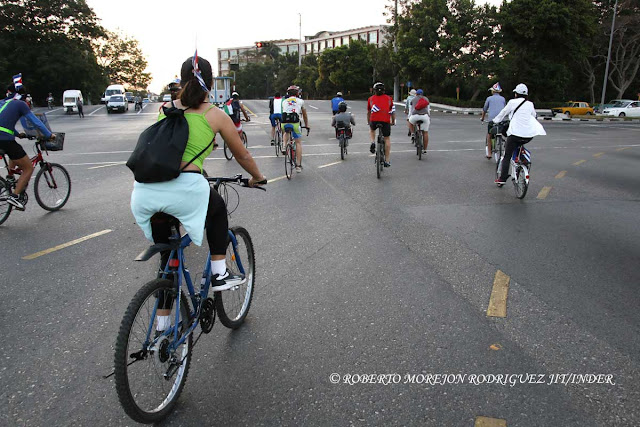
[
  {"xmin": 142, "ymin": 98, "xmax": 150, "ymax": 103},
  {"xmin": 594, "ymin": 99, "xmax": 634, "ymax": 114},
  {"xmin": 107, "ymin": 95, "xmax": 129, "ymax": 113},
  {"xmin": 162, "ymin": 94, "xmax": 172, "ymax": 102},
  {"xmin": 551, "ymin": 101, "xmax": 594, "ymax": 117},
  {"xmin": 602, "ymin": 101, "xmax": 640, "ymax": 117},
  {"xmin": 125, "ymin": 92, "xmax": 135, "ymax": 103}
]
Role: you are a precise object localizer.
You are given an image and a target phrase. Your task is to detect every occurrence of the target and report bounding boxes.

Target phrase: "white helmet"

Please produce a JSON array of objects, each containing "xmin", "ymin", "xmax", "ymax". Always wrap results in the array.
[{"xmin": 513, "ymin": 83, "xmax": 528, "ymax": 95}]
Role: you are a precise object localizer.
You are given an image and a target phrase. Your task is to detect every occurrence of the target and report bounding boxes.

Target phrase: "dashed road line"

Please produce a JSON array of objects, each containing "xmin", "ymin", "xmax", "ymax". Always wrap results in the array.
[
  {"xmin": 23, "ymin": 229, "xmax": 113, "ymax": 260},
  {"xmin": 268, "ymin": 175, "xmax": 288, "ymax": 183},
  {"xmin": 307, "ymin": 105, "xmax": 319, "ymax": 110},
  {"xmin": 244, "ymin": 106, "xmax": 258, "ymax": 117},
  {"xmin": 318, "ymin": 161, "xmax": 342, "ymax": 169},
  {"xmin": 475, "ymin": 416, "xmax": 507, "ymax": 427},
  {"xmin": 616, "ymin": 147, "xmax": 631, "ymax": 151},
  {"xmin": 487, "ymin": 270, "xmax": 510, "ymax": 318},
  {"xmin": 573, "ymin": 159, "xmax": 587, "ymax": 166},
  {"xmin": 88, "ymin": 105, "xmax": 106, "ymax": 116},
  {"xmin": 88, "ymin": 162, "xmax": 124, "ymax": 169},
  {"xmin": 537, "ymin": 186, "xmax": 552, "ymax": 199},
  {"xmin": 593, "ymin": 152, "xmax": 605, "ymax": 158},
  {"xmin": 555, "ymin": 170, "xmax": 567, "ymax": 179}
]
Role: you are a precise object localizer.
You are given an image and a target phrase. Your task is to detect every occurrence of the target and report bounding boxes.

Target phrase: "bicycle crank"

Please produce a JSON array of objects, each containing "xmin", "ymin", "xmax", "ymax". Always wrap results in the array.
[{"xmin": 200, "ymin": 297, "xmax": 215, "ymax": 333}]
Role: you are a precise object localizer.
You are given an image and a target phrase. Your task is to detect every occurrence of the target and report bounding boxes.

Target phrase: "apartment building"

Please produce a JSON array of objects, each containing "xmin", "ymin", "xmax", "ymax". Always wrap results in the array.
[{"xmin": 218, "ymin": 25, "xmax": 388, "ymax": 76}]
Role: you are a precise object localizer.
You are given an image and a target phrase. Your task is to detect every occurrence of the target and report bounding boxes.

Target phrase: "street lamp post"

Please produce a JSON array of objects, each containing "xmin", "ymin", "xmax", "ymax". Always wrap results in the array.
[
  {"xmin": 393, "ymin": 0, "xmax": 400, "ymax": 102},
  {"xmin": 600, "ymin": 0, "xmax": 618, "ymax": 108},
  {"xmin": 298, "ymin": 13, "xmax": 302, "ymax": 69}
]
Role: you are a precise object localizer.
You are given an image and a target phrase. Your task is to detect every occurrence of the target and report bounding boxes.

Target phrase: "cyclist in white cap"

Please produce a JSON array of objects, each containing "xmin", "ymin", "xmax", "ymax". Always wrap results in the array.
[{"xmin": 481, "ymin": 82, "xmax": 506, "ymax": 158}]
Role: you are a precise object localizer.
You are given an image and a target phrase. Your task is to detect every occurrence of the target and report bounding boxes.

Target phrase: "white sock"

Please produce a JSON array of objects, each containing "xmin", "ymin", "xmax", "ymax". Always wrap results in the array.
[
  {"xmin": 211, "ymin": 259, "xmax": 227, "ymax": 277},
  {"xmin": 156, "ymin": 315, "xmax": 170, "ymax": 331}
]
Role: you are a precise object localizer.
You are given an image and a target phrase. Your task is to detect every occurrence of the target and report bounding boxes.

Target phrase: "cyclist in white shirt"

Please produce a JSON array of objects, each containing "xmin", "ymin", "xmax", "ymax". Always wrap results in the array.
[
  {"xmin": 492, "ymin": 83, "xmax": 546, "ymax": 186},
  {"xmin": 281, "ymin": 85, "xmax": 309, "ymax": 172},
  {"xmin": 269, "ymin": 91, "xmax": 283, "ymax": 145}
]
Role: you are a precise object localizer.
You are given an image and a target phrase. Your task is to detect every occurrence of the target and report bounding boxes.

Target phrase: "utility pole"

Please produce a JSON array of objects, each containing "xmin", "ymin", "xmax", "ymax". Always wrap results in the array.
[
  {"xmin": 393, "ymin": 0, "xmax": 400, "ymax": 102},
  {"xmin": 298, "ymin": 13, "xmax": 302, "ymax": 69},
  {"xmin": 600, "ymin": 0, "xmax": 618, "ymax": 108}
]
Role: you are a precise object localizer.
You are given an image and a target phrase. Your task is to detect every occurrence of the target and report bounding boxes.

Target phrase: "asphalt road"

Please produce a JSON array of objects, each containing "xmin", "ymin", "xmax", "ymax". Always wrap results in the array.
[{"xmin": 1, "ymin": 100, "xmax": 639, "ymax": 426}]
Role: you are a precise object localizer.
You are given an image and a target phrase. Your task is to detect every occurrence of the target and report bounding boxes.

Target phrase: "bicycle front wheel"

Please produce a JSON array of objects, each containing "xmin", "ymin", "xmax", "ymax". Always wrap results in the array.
[
  {"xmin": 34, "ymin": 163, "xmax": 71, "ymax": 211},
  {"xmin": 114, "ymin": 279, "xmax": 192, "ymax": 424},
  {"xmin": 513, "ymin": 165, "xmax": 529, "ymax": 199},
  {"xmin": 494, "ymin": 135, "xmax": 503, "ymax": 164},
  {"xmin": 216, "ymin": 227, "xmax": 255, "ymax": 329},
  {"xmin": 0, "ymin": 177, "xmax": 13, "ymax": 225}
]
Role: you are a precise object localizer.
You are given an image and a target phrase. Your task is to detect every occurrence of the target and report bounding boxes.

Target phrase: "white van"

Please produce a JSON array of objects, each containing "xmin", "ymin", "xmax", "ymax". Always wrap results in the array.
[
  {"xmin": 101, "ymin": 84, "xmax": 126, "ymax": 104},
  {"xmin": 62, "ymin": 89, "xmax": 83, "ymax": 114}
]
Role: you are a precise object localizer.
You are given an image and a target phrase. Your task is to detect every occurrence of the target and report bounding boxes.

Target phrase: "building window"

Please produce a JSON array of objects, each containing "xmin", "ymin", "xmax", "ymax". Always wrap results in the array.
[
  {"xmin": 351, "ymin": 34, "xmax": 358, "ymax": 42},
  {"xmin": 359, "ymin": 33, "xmax": 367, "ymax": 41},
  {"xmin": 342, "ymin": 36, "xmax": 349, "ymax": 46},
  {"xmin": 306, "ymin": 43, "xmax": 312, "ymax": 54},
  {"xmin": 289, "ymin": 44, "xmax": 298, "ymax": 53},
  {"xmin": 313, "ymin": 41, "xmax": 318, "ymax": 53},
  {"xmin": 369, "ymin": 31, "xmax": 378, "ymax": 44},
  {"xmin": 335, "ymin": 38, "xmax": 341, "ymax": 47},
  {"xmin": 220, "ymin": 50, "xmax": 229, "ymax": 60},
  {"xmin": 220, "ymin": 62, "xmax": 229, "ymax": 71}
]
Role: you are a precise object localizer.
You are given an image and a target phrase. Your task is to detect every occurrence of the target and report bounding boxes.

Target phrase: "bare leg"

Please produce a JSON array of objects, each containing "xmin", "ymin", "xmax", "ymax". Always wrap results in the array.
[
  {"xmin": 486, "ymin": 133, "xmax": 492, "ymax": 157},
  {"xmin": 12, "ymin": 156, "xmax": 34, "ymax": 195},
  {"xmin": 295, "ymin": 138, "xmax": 302, "ymax": 167},
  {"xmin": 423, "ymin": 131, "xmax": 429, "ymax": 152},
  {"xmin": 384, "ymin": 136, "xmax": 391, "ymax": 161}
]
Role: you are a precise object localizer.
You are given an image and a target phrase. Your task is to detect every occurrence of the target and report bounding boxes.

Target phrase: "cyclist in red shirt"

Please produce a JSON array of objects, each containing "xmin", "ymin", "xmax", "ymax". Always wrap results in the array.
[{"xmin": 367, "ymin": 82, "xmax": 395, "ymax": 167}]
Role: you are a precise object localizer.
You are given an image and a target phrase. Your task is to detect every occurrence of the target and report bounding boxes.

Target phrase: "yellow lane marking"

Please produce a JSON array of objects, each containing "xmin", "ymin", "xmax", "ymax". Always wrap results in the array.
[
  {"xmin": 573, "ymin": 159, "xmax": 586, "ymax": 166},
  {"xmin": 318, "ymin": 161, "xmax": 342, "ymax": 169},
  {"xmin": 487, "ymin": 270, "xmax": 510, "ymax": 318},
  {"xmin": 616, "ymin": 147, "xmax": 630, "ymax": 151},
  {"xmin": 537, "ymin": 186, "xmax": 552, "ymax": 199},
  {"xmin": 475, "ymin": 416, "xmax": 507, "ymax": 427},
  {"xmin": 268, "ymin": 175, "xmax": 288, "ymax": 183},
  {"xmin": 23, "ymin": 229, "xmax": 113, "ymax": 260},
  {"xmin": 593, "ymin": 152, "xmax": 605, "ymax": 158},
  {"xmin": 243, "ymin": 106, "xmax": 258, "ymax": 117},
  {"xmin": 555, "ymin": 170, "xmax": 567, "ymax": 179},
  {"xmin": 88, "ymin": 162, "xmax": 124, "ymax": 170}
]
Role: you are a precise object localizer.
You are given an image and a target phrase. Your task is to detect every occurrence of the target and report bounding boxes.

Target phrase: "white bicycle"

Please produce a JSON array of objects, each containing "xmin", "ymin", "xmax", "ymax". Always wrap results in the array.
[{"xmin": 497, "ymin": 145, "xmax": 531, "ymax": 199}]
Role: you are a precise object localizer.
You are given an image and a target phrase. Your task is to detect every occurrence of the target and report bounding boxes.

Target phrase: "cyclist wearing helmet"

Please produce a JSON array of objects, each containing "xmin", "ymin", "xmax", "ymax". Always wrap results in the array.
[
  {"xmin": 405, "ymin": 88, "xmax": 417, "ymax": 137},
  {"xmin": 409, "ymin": 89, "xmax": 431, "ymax": 155},
  {"xmin": 281, "ymin": 85, "xmax": 309, "ymax": 173},
  {"xmin": 331, "ymin": 92, "xmax": 344, "ymax": 116},
  {"xmin": 168, "ymin": 78, "xmax": 181, "ymax": 101},
  {"xmin": 225, "ymin": 91, "xmax": 250, "ymax": 137},
  {"xmin": 367, "ymin": 82, "xmax": 395, "ymax": 167},
  {"xmin": 0, "ymin": 82, "xmax": 55, "ymax": 210},
  {"xmin": 331, "ymin": 101, "xmax": 355, "ymax": 140},
  {"xmin": 268, "ymin": 91, "xmax": 283, "ymax": 145},
  {"xmin": 492, "ymin": 83, "xmax": 546, "ymax": 186}
]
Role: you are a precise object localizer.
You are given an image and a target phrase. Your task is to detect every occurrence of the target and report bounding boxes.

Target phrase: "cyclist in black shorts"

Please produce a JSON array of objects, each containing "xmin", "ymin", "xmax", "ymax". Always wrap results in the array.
[
  {"xmin": 0, "ymin": 83, "xmax": 55, "ymax": 210},
  {"xmin": 367, "ymin": 82, "xmax": 395, "ymax": 167}
]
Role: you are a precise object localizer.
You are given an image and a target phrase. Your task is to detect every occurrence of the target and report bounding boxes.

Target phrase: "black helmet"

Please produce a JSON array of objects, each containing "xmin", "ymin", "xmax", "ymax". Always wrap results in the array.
[
  {"xmin": 373, "ymin": 82, "xmax": 384, "ymax": 93},
  {"xmin": 338, "ymin": 101, "xmax": 347, "ymax": 112},
  {"xmin": 286, "ymin": 85, "xmax": 299, "ymax": 96}
]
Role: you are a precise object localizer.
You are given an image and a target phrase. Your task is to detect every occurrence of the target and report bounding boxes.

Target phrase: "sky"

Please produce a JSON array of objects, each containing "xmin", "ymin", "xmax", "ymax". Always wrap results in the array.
[{"xmin": 86, "ymin": 0, "xmax": 501, "ymax": 93}]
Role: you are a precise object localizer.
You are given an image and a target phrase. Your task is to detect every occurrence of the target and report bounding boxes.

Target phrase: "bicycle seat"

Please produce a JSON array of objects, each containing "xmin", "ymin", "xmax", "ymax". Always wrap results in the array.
[{"xmin": 134, "ymin": 213, "xmax": 181, "ymax": 262}]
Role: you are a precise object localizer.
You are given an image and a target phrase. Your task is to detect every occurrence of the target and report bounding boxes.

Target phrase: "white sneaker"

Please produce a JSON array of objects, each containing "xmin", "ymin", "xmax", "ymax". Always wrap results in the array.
[
  {"xmin": 295, "ymin": 167, "xmax": 302, "ymax": 173},
  {"xmin": 211, "ymin": 269, "xmax": 245, "ymax": 291}
]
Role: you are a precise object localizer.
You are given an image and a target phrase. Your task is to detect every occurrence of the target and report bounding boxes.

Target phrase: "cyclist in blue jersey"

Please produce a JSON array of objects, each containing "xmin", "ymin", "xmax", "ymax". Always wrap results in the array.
[
  {"xmin": 481, "ymin": 82, "xmax": 506, "ymax": 158},
  {"xmin": 0, "ymin": 83, "xmax": 55, "ymax": 210},
  {"xmin": 331, "ymin": 92, "xmax": 344, "ymax": 116}
]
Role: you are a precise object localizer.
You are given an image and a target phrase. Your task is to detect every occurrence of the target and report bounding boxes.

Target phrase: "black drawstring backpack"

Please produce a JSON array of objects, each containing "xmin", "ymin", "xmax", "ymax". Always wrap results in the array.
[{"xmin": 126, "ymin": 102, "xmax": 211, "ymax": 183}]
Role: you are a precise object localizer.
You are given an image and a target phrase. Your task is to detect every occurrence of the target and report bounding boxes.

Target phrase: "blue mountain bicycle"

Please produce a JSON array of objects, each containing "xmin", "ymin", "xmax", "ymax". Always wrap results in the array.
[{"xmin": 113, "ymin": 174, "xmax": 264, "ymax": 423}]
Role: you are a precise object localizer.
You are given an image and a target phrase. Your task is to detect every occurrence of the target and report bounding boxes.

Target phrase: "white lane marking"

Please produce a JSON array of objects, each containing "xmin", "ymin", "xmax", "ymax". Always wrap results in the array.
[
  {"xmin": 47, "ymin": 108, "xmax": 64, "ymax": 113},
  {"xmin": 88, "ymin": 106, "xmax": 106, "ymax": 116},
  {"xmin": 136, "ymin": 105, "xmax": 146, "ymax": 114},
  {"xmin": 88, "ymin": 162, "xmax": 124, "ymax": 169},
  {"xmin": 268, "ymin": 175, "xmax": 288, "ymax": 183},
  {"xmin": 318, "ymin": 161, "xmax": 342, "ymax": 168},
  {"xmin": 307, "ymin": 105, "xmax": 319, "ymax": 110}
]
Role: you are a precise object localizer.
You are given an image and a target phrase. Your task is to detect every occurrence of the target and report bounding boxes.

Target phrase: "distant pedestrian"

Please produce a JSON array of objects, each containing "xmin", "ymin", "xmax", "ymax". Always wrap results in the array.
[{"xmin": 77, "ymin": 97, "xmax": 84, "ymax": 118}]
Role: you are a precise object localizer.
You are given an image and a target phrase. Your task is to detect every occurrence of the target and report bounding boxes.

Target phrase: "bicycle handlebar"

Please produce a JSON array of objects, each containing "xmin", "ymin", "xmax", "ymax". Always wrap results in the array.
[{"xmin": 206, "ymin": 174, "xmax": 267, "ymax": 191}]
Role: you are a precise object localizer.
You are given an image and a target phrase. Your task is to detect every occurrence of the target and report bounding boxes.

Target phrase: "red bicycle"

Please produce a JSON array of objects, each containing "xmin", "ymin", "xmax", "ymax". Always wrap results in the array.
[{"xmin": 0, "ymin": 134, "xmax": 71, "ymax": 225}]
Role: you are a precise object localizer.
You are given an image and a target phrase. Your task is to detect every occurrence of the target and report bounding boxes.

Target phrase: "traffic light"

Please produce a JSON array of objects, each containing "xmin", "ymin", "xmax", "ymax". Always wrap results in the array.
[{"xmin": 256, "ymin": 42, "xmax": 263, "ymax": 48}]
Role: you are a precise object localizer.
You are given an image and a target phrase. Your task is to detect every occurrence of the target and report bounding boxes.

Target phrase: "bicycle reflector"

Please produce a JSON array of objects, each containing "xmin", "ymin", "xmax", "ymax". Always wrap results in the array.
[{"xmin": 168, "ymin": 259, "xmax": 180, "ymax": 268}]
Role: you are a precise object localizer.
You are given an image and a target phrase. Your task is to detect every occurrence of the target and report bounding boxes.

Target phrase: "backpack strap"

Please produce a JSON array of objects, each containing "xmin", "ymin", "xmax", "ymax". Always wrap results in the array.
[
  {"xmin": 180, "ymin": 138, "xmax": 214, "ymax": 172},
  {"xmin": 511, "ymin": 99, "xmax": 526, "ymax": 118}
]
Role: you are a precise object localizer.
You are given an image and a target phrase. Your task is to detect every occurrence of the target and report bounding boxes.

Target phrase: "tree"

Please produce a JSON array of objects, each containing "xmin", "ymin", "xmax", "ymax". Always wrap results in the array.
[
  {"xmin": 603, "ymin": 0, "xmax": 640, "ymax": 98},
  {"xmin": 95, "ymin": 30, "xmax": 151, "ymax": 90},
  {"xmin": 0, "ymin": 0, "xmax": 107, "ymax": 103}
]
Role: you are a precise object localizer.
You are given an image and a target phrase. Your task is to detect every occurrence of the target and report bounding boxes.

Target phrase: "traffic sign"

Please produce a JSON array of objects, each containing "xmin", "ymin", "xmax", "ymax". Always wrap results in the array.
[{"xmin": 407, "ymin": 81, "xmax": 412, "ymax": 88}]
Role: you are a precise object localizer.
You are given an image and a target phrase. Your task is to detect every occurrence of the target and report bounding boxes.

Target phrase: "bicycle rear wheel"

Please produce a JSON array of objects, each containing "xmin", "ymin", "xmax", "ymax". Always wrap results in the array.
[
  {"xmin": 223, "ymin": 141, "xmax": 234, "ymax": 160},
  {"xmin": 275, "ymin": 130, "xmax": 282, "ymax": 157},
  {"xmin": 114, "ymin": 279, "xmax": 192, "ymax": 424},
  {"xmin": 241, "ymin": 131, "xmax": 248, "ymax": 148},
  {"xmin": 34, "ymin": 163, "xmax": 71, "ymax": 211},
  {"xmin": 513, "ymin": 165, "xmax": 529, "ymax": 199},
  {"xmin": 376, "ymin": 136, "xmax": 384, "ymax": 179},
  {"xmin": 0, "ymin": 177, "xmax": 13, "ymax": 225},
  {"xmin": 285, "ymin": 144, "xmax": 293, "ymax": 179},
  {"xmin": 494, "ymin": 135, "xmax": 503, "ymax": 164},
  {"xmin": 416, "ymin": 130, "xmax": 423, "ymax": 160},
  {"xmin": 339, "ymin": 136, "xmax": 345, "ymax": 160},
  {"xmin": 216, "ymin": 227, "xmax": 255, "ymax": 329}
]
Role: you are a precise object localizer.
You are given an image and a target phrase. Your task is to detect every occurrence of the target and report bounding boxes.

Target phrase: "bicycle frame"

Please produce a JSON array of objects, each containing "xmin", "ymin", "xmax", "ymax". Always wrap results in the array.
[
  {"xmin": 145, "ymin": 228, "xmax": 244, "ymax": 352},
  {"xmin": 2, "ymin": 142, "xmax": 45, "ymax": 177}
]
